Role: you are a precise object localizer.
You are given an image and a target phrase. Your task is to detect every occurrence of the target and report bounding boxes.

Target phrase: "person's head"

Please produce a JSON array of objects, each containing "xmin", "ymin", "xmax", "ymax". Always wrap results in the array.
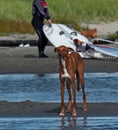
[{"xmin": 41, "ymin": 0, "xmax": 48, "ymax": 7}]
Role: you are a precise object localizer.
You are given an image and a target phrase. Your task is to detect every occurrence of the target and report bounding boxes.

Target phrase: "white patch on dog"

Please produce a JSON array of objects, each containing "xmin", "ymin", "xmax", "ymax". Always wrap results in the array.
[
  {"xmin": 68, "ymin": 51, "xmax": 72, "ymax": 54},
  {"xmin": 61, "ymin": 58, "xmax": 70, "ymax": 78}
]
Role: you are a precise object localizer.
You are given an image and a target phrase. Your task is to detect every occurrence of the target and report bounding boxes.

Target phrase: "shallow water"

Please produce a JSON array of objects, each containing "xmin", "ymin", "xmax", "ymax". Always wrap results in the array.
[
  {"xmin": 0, "ymin": 73, "xmax": 118, "ymax": 129},
  {"xmin": 0, "ymin": 117, "xmax": 117, "ymax": 130},
  {"xmin": 0, "ymin": 73, "xmax": 118, "ymax": 102}
]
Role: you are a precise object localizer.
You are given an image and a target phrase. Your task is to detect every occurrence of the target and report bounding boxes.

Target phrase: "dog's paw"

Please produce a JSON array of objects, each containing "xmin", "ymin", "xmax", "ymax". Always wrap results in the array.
[
  {"xmin": 72, "ymin": 112, "xmax": 77, "ymax": 117},
  {"xmin": 59, "ymin": 112, "xmax": 65, "ymax": 116},
  {"xmin": 72, "ymin": 108, "xmax": 77, "ymax": 116},
  {"xmin": 83, "ymin": 106, "xmax": 87, "ymax": 111}
]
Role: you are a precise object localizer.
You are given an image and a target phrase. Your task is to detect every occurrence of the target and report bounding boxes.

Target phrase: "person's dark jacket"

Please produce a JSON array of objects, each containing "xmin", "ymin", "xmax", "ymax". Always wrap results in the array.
[{"xmin": 32, "ymin": 0, "xmax": 51, "ymax": 20}]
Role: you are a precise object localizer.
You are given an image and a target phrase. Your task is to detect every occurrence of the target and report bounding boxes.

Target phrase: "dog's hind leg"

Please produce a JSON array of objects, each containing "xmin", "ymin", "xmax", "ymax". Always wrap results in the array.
[
  {"xmin": 79, "ymin": 75, "xmax": 87, "ymax": 111},
  {"xmin": 66, "ymin": 79, "xmax": 72, "ymax": 112}
]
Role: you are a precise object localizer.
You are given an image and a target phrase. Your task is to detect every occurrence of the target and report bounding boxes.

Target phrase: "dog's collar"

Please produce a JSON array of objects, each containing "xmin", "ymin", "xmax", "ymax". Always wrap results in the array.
[{"xmin": 58, "ymin": 50, "xmax": 74, "ymax": 59}]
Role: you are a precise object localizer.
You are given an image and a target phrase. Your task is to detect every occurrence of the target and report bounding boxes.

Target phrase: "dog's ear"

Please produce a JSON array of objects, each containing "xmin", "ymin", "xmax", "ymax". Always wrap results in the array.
[
  {"xmin": 74, "ymin": 39, "xmax": 83, "ymax": 45},
  {"xmin": 73, "ymin": 39, "xmax": 78, "ymax": 43},
  {"xmin": 67, "ymin": 47, "xmax": 74, "ymax": 52}
]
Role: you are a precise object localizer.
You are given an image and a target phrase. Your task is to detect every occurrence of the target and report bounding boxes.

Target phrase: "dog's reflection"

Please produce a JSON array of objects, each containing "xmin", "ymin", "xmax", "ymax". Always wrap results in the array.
[{"xmin": 60, "ymin": 116, "xmax": 87, "ymax": 128}]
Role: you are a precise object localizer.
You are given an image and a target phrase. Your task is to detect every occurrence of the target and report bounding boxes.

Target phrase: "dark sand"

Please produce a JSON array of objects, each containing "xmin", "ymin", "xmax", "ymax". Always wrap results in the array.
[
  {"xmin": 0, "ymin": 101, "xmax": 118, "ymax": 117},
  {"xmin": 0, "ymin": 46, "xmax": 118, "ymax": 117},
  {"xmin": 0, "ymin": 46, "xmax": 118, "ymax": 74}
]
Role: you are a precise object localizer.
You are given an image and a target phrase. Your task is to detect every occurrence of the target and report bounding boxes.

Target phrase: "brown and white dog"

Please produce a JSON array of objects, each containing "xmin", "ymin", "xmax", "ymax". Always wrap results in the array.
[
  {"xmin": 55, "ymin": 45, "xmax": 87, "ymax": 116},
  {"xmin": 80, "ymin": 28, "xmax": 98, "ymax": 38}
]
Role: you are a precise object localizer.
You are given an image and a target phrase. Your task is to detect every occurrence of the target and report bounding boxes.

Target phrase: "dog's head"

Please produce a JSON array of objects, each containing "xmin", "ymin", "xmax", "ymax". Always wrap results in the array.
[
  {"xmin": 80, "ymin": 28, "xmax": 98, "ymax": 38},
  {"xmin": 73, "ymin": 39, "xmax": 83, "ymax": 45},
  {"xmin": 54, "ymin": 45, "xmax": 73, "ymax": 58}
]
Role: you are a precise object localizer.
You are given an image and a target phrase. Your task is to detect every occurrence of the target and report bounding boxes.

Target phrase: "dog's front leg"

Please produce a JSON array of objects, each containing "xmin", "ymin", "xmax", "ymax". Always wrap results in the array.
[
  {"xmin": 71, "ymin": 82, "xmax": 77, "ymax": 116},
  {"xmin": 60, "ymin": 78, "xmax": 65, "ymax": 116},
  {"xmin": 66, "ymin": 79, "xmax": 72, "ymax": 112}
]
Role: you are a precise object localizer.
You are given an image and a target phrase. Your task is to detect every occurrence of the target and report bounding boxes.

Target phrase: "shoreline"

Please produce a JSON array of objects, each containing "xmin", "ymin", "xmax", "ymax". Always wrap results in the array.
[{"xmin": 0, "ymin": 101, "xmax": 118, "ymax": 117}]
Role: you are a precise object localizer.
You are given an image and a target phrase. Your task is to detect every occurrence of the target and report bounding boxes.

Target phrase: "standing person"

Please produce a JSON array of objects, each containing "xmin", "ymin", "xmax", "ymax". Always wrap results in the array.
[{"xmin": 32, "ymin": 0, "xmax": 52, "ymax": 58}]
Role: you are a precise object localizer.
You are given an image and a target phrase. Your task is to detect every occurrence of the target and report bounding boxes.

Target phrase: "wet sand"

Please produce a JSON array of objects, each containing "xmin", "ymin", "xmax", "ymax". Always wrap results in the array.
[
  {"xmin": 0, "ymin": 46, "xmax": 118, "ymax": 117},
  {"xmin": 0, "ymin": 46, "xmax": 118, "ymax": 74},
  {"xmin": 0, "ymin": 101, "xmax": 118, "ymax": 117}
]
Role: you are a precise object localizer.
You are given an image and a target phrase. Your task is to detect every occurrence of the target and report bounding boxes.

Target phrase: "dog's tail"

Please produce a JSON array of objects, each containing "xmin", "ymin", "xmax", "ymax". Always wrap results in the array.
[{"xmin": 76, "ymin": 71, "xmax": 81, "ymax": 91}]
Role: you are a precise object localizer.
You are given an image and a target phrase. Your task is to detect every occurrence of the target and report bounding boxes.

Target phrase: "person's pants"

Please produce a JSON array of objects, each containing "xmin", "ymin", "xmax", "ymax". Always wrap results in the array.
[{"xmin": 31, "ymin": 15, "xmax": 48, "ymax": 54}]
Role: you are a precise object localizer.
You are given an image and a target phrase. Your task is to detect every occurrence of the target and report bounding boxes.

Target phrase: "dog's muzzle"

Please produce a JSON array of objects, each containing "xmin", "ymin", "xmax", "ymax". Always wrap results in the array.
[{"xmin": 58, "ymin": 53, "xmax": 65, "ymax": 59}]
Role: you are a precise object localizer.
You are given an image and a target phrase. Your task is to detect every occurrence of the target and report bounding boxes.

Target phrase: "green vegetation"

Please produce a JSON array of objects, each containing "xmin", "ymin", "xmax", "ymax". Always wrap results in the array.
[
  {"xmin": 0, "ymin": 0, "xmax": 118, "ymax": 37},
  {"xmin": 0, "ymin": 0, "xmax": 33, "ymax": 34},
  {"xmin": 107, "ymin": 31, "xmax": 118, "ymax": 40}
]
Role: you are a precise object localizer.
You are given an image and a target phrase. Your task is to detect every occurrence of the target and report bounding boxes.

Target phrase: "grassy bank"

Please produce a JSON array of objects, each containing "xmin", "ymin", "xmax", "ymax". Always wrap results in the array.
[{"xmin": 0, "ymin": 0, "xmax": 118, "ymax": 35}]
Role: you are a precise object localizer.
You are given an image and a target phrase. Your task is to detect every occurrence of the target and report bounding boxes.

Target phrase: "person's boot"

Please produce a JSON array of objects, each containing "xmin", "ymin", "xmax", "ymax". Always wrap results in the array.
[{"xmin": 39, "ymin": 51, "xmax": 48, "ymax": 58}]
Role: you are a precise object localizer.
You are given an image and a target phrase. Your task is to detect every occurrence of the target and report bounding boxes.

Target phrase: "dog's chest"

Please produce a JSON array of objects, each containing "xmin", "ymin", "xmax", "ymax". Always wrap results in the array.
[{"xmin": 61, "ymin": 58, "xmax": 70, "ymax": 78}]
